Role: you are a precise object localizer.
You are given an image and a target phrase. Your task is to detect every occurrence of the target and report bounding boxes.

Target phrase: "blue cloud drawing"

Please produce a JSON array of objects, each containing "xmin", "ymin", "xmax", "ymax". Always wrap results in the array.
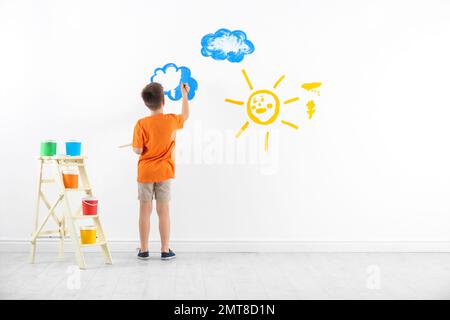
[
  {"xmin": 201, "ymin": 28, "xmax": 255, "ymax": 63},
  {"xmin": 150, "ymin": 63, "xmax": 198, "ymax": 101}
]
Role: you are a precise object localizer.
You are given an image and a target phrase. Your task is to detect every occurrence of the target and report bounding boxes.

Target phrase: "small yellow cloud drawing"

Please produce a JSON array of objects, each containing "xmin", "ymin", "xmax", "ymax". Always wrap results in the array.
[
  {"xmin": 302, "ymin": 82, "xmax": 322, "ymax": 96},
  {"xmin": 306, "ymin": 100, "xmax": 316, "ymax": 119}
]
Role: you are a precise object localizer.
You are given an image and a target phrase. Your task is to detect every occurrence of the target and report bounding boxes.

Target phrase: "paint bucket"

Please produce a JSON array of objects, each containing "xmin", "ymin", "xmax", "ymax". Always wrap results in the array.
[
  {"xmin": 62, "ymin": 170, "xmax": 78, "ymax": 189},
  {"xmin": 65, "ymin": 140, "xmax": 81, "ymax": 156},
  {"xmin": 40, "ymin": 140, "xmax": 57, "ymax": 156},
  {"xmin": 80, "ymin": 226, "xmax": 96, "ymax": 244},
  {"xmin": 82, "ymin": 197, "xmax": 98, "ymax": 215}
]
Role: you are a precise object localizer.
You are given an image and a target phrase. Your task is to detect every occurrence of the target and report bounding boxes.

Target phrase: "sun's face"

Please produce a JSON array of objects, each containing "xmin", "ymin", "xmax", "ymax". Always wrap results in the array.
[
  {"xmin": 225, "ymin": 69, "xmax": 301, "ymax": 152},
  {"xmin": 247, "ymin": 90, "xmax": 280, "ymax": 125}
]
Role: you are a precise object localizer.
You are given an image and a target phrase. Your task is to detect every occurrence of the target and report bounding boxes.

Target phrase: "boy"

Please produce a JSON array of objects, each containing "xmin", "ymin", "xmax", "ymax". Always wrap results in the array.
[{"xmin": 132, "ymin": 82, "xmax": 190, "ymax": 260}]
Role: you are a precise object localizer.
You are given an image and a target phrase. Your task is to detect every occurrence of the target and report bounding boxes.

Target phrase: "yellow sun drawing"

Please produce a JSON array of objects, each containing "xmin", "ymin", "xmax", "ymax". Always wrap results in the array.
[{"xmin": 225, "ymin": 69, "xmax": 300, "ymax": 152}]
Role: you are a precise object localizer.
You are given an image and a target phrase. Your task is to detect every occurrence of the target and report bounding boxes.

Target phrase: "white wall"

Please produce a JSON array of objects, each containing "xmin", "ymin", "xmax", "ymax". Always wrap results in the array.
[{"xmin": 1, "ymin": 0, "xmax": 450, "ymax": 246}]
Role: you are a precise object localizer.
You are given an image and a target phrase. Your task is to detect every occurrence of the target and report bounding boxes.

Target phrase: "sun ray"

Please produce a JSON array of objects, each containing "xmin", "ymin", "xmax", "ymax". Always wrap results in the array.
[
  {"xmin": 283, "ymin": 97, "xmax": 300, "ymax": 104},
  {"xmin": 281, "ymin": 120, "xmax": 299, "ymax": 130},
  {"xmin": 273, "ymin": 75, "xmax": 286, "ymax": 89},
  {"xmin": 235, "ymin": 121, "xmax": 250, "ymax": 138},
  {"xmin": 225, "ymin": 98, "xmax": 245, "ymax": 106},
  {"xmin": 265, "ymin": 131, "xmax": 269, "ymax": 152},
  {"xmin": 241, "ymin": 69, "xmax": 253, "ymax": 90}
]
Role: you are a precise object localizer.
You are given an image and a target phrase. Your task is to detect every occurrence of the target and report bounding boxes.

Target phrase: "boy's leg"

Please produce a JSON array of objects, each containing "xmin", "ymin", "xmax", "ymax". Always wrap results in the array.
[
  {"xmin": 139, "ymin": 200, "xmax": 152, "ymax": 252},
  {"xmin": 156, "ymin": 201, "xmax": 170, "ymax": 253}
]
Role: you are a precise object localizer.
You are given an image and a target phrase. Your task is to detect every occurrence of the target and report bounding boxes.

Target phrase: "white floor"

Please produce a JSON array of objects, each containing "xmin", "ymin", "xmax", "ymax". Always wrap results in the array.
[{"xmin": 1, "ymin": 252, "xmax": 449, "ymax": 300}]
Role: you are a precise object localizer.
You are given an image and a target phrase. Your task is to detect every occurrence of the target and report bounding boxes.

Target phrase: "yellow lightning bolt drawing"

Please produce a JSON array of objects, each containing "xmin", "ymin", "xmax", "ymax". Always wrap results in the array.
[{"xmin": 306, "ymin": 100, "xmax": 316, "ymax": 119}]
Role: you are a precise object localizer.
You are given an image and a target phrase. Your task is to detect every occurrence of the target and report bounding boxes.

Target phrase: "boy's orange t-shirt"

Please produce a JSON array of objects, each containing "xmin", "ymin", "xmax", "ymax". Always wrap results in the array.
[{"xmin": 132, "ymin": 113, "xmax": 184, "ymax": 183}]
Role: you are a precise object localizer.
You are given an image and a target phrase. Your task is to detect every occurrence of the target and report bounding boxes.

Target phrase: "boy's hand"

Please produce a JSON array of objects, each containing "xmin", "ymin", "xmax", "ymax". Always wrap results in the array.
[{"xmin": 181, "ymin": 83, "xmax": 190, "ymax": 99}]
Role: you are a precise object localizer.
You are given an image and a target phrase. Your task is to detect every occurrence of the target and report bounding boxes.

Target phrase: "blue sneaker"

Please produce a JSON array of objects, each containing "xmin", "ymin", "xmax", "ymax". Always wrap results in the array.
[
  {"xmin": 137, "ymin": 249, "xmax": 150, "ymax": 260},
  {"xmin": 161, "ymin": 249, "xmax": 176, "ymax": 260}
]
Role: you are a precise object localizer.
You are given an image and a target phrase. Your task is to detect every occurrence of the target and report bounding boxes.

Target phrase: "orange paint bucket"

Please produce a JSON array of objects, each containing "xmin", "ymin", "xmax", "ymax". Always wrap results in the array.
[
  {"xmin": 80, "ymin": 226, "xmax": 96, "ymax": 244},
  {"xmin": 62, "ymin": 170, "xmax": 78, "ymax": 189}
]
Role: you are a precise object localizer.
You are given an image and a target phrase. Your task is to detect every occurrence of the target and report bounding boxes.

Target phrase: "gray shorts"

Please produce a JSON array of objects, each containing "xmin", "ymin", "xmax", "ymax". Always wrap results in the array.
[{"xmin": 138, "ymin": 180, "xmax": 171, "ymax": 202}]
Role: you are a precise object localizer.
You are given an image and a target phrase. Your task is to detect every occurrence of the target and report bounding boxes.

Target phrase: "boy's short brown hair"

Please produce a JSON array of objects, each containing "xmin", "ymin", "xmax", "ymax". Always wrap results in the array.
[{"xmin": 141, "ymin": 82, "xmax": 164, "ymax": 110}]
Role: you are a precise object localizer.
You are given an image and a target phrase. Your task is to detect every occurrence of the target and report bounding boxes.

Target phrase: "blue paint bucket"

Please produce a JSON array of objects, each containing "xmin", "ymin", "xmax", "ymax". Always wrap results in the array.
[{"xmin": 65, "ymin": 140, "xmax": 82, "ymax": 156}]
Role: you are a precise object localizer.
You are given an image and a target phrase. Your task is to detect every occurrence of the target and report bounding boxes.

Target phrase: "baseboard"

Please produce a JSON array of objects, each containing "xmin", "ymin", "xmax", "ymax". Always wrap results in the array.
[{"xmin": 1, "ymin": 239, "xmax": 450, "ymax": 253}]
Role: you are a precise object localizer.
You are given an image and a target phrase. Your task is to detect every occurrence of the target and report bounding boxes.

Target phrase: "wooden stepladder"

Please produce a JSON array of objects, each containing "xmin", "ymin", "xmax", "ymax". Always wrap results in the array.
[{"xmin": 30, "ymin": 156, "xmax": 112, "ymax": 269}]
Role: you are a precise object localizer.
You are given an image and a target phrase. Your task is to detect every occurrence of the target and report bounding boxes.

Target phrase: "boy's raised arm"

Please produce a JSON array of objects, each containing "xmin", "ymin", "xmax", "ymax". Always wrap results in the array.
[{"xmin": 181, "ymin": 83, "xmax": 190, "ymax": 121}]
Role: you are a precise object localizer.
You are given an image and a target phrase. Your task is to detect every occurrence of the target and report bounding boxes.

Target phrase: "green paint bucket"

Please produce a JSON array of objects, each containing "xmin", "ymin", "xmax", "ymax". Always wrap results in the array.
[{"xmin": 40, "ymin": 140, "xmax": 57, "ymax": 156}]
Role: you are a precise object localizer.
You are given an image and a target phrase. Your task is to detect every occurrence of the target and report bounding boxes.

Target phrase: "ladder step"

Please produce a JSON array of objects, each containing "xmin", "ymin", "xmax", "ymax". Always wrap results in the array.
[
  {"xmin": 41, "ymin": 179, "xmax": 55, "ymax": 183},
  {"xmin": 38, "ymin": 156, "xmax": 86, "ymax": 160},
  {"xmin": 34, "ymin": 229, "xmax": 61, "ymax": 236},
  {"xmin": 35, "ymin": 235, "xmax": 68, "ymax": 239},
  {"xmin": 65, "ymin": 187, "xmax": 91, "ymax": 192},
  {"xmin": 60, "ymin": 163, "xmax": 85, "ymax": 167},
  {"xmin": 72, "ymin": 215, "xmax": 99, "ymax": 220},
  {"xmin": 80, "ymin": 241, "xmax": 106, "ymax": 248}
]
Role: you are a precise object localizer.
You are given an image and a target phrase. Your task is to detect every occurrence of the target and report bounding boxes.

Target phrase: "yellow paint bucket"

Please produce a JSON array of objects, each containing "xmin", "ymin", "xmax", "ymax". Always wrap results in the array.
[{"xmin": 80, "ymin": 226, "xmax": 96, "ymax": 244}]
